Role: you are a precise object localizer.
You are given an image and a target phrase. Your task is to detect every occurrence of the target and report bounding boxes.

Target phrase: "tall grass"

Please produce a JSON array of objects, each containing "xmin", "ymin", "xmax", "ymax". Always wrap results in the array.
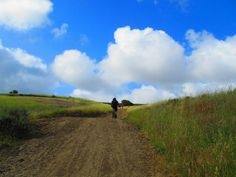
[
  {"xmin": 0, "ymin": 108, "xmax": 29, "ymax": 138},
  {"xmin": 126, "ymin": 90, "xmax": 236, "ymax": 177}
]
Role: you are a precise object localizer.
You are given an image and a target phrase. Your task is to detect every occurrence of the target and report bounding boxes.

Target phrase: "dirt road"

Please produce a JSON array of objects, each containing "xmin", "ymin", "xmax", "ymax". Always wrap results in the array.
[{"xmin": 0, "ymin": 115, "xmax": 162, "ymax": 177}]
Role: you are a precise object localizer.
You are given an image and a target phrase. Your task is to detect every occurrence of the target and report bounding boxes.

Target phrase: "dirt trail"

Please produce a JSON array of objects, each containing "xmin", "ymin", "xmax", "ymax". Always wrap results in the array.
[{"xmin": 0, "ymin": 115, "xmax": 162, "ymax": 177}]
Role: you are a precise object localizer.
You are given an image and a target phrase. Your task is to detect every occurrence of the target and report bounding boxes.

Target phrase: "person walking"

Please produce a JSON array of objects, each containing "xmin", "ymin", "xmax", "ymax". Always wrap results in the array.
[{"xmin": 111, "ymin": 98, "xmax": 119, "ymax": 118}]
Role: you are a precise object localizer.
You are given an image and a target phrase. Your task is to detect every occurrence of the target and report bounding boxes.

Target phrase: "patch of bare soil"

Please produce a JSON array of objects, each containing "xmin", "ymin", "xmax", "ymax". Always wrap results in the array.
[{"xmin": 0, "ymin": 115, "xmax": 163, "ymax": 177}]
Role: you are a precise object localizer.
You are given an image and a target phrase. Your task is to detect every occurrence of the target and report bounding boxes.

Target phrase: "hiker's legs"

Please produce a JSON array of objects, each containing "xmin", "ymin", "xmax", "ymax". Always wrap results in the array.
[
  {"xmin": 112, "ymin": 109, "xmax": 117, "ymax": 118},
  {"xmin": 112, "ymin": 109, "xmax": 115, "ymax": 118}
]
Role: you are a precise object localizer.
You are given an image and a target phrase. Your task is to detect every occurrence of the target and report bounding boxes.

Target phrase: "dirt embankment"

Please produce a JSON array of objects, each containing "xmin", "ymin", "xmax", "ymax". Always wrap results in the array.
[{"xmin": 0, "ymin": 115, "xmax": 163, "ymax": 177}]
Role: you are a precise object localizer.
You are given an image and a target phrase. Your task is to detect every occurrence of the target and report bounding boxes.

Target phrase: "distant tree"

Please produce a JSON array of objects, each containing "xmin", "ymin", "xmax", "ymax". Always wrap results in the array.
[
  {"xmin": 13, "ymin": 90, "xmax": 18, "ymax": 94},
  {"xmin": 9, "ymin": 90, "xmax": 18, "ymax": 95},
  {"xmin": 121, "ymin": 100, "xmax": 134, "ymax": 106}
]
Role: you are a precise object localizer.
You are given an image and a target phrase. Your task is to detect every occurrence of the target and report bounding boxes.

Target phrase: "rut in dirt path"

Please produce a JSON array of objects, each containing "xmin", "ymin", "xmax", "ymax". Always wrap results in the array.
[{"xmin": 0, "ymin": 116, "xmax": 162, "ymax": 177}]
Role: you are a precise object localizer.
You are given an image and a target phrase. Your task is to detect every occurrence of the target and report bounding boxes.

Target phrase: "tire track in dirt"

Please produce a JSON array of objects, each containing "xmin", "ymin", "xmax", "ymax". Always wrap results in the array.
[{"xmin": 0, "ymin": 116, "xmax": 162, "ymax": 177}]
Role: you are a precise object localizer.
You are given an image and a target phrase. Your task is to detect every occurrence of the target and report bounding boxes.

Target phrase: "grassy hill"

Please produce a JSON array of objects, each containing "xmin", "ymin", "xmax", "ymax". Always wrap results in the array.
[
  {"xmin": 0, "ymin": 94, "xmax": 111, "ymax": 119},
  {"xmin": 0, "ymin": 94, "xmax": 111, "ymax": 147},
  {"xmin": 125, "ymin": 90, "xmax": 236, "ymax": 177}
]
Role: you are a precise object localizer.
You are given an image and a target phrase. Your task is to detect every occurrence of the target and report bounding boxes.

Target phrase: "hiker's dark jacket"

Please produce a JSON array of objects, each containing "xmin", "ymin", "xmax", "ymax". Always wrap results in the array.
[{"xmin": 111, "ymin": 99, "xmax": 119, "ymax": 111}]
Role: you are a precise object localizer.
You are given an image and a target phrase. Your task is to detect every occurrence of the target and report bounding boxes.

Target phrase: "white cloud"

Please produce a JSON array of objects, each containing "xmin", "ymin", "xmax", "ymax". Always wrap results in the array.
[
  {"xmin": 186, "ymin": 29, "xmax": 214, "ymax": 48},
  {"xmin": 52, "ymin": 23, "xmax": 69, "ymax": 38},
  {"xmin": 52, "ymin": 26, "xmax": 186, "ymax": 103},
  {"xmin": 71, "ymin": 89, "xmax": 113, "ymax": 102},
  {"xmin": 0, "ymin": 0, "xmax": 53, "ymax": 30},
  {"xmin": 52, "ymin": 50, "xmax": 109, "ymax": 91},
  {"xmin": 100, "ymin": 26, "xmax": 186, "ymax": 86},
  {"xmin": 182, "ymin": 82, "xmax": 236, "ymax": 97},
  {"xmin": 0, "ymin": 41, "xmax": 56, "ymax": 93},
  {"xmin": 1, "ymin": 26, "xmax": 234, "ymax": 103},
  {"xmin": 71, "ymin": 85, "xmax": 176, "ymax": 104},
  {"xmin": 52, "ymin": 50, "xmax": 95, "ymax": 85},
  {"xmin": 187, "ymin": 30, "xmax": 236, "ymax": 82},
  {"xmin": 0, "ymin": 43, "xmax": 47, "ymax": 71},
  {"xmin": 53, "ymin": 27, "xmax": 236, "ymax": 103},
  {"xmin": 122, "ymin": 85, "xmax": 176, "ymax": 104},
  {"xmin": 9, "ymin": 48, "xmax": 47, "ymax": 71}
]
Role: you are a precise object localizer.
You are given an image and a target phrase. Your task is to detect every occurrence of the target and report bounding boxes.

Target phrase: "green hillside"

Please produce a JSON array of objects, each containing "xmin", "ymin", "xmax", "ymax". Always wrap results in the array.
[
  {"xmin": 126, "ymin": 90, "xmax": 236, "ymax": 177},
  {"xmin": 0, "ymin": 95, "xmax": 111, "ymax": 119},
  {"xmin": 0, "ymin": 95, "xmax": 111, "ymax": 147}
]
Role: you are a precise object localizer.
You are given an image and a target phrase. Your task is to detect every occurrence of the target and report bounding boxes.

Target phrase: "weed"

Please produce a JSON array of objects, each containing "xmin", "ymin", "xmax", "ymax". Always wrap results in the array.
[{"xmin": 0, "ymin": 108, "xmax": 29, "ymax": 138}]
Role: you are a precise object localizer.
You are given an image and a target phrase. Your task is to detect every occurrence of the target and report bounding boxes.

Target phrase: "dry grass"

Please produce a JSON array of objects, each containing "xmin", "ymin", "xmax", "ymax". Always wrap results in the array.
[{"xmin": 125, "ymin": 89, "xmax": 236, "ymax": 177}]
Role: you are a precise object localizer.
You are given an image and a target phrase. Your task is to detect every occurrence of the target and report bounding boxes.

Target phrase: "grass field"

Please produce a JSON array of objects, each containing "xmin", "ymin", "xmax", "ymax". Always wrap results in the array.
[
  {"xmin": 0, "ymin": 94, "xmax": 112, "ymax": 147},
  {"xmin": 125, "ymin": 90, "xmax": 236, "ymax": 177},
  {"xmin": 0, "ymin": 95, "xmax": 111, "ymax": 119}
]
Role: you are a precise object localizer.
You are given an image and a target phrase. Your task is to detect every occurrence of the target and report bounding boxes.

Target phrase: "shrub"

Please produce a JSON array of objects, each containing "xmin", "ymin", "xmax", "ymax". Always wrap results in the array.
[{"xmin": 0, "ymin": 108, "xmax": 30, "ymax": 138}]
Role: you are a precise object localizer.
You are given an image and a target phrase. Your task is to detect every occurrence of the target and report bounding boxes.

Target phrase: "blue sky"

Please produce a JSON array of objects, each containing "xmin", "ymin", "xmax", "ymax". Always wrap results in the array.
[{"xmin": 0, "ymin": 0, "xmax": 236, "ymax": 103}]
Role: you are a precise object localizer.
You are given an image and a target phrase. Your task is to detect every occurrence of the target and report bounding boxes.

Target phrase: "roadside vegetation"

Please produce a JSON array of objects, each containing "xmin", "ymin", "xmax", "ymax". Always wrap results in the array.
[
  {"xmin": 0, "ymin": 94, "xmax": 111, "ymax": 147},
  {"xmin": 125, "ymin": 89, "xmax": 236, "ymax": 177}
]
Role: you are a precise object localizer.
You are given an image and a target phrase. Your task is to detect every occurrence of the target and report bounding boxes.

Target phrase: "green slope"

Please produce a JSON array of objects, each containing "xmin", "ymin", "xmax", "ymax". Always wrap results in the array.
[
  {"xmin": 125, "ymin": 90, "xmax": 236, "ymax": 177},
  {"xmin": 0, "ymin": 95, "xmax": 111, "ymax": 147},
  {"xmin": 0, "ymin": 95, "xmax": 111, "ymax": 120}
]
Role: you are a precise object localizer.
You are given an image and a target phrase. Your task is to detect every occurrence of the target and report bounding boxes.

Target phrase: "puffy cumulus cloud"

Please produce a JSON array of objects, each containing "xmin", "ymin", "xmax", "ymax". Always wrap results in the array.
[
  {"xmin": 187, "ymin": 30, "xmax": 236, "ymax": 82},
  {"xmin": 182, "ymin": 82, "xmax": 236, "ymax": 97},
  {"xmin": 52, "ymin": 50, "xmax": 109, "ymax": 92},
  {"xmin": 53, "ymin": 27, "xmax": 236, "ymax": 103},
  {"xmin": 52, "ymin": 50, "xmax": 95, "ymax": 85},
  {"xmin": 52, "ymin": 23, "xmax": 69, "ymax": 38},
  {"xmin": 53, "ymin": 27, "xmax": 186, "ymax": 100},
  {"xmin": 0, "ymin": 0, "xmax": 53, "ymax": 30},
  {"xmin": 100, "ymin": 26, "xmax": 186, "ymax": 85},
  {"xmin": 121, "ymin": 85, "xmax": 176, "ymax": 104},
  {"xmin": 0, "ymin": 42, "xmax": 56, "ymax": 93}
]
